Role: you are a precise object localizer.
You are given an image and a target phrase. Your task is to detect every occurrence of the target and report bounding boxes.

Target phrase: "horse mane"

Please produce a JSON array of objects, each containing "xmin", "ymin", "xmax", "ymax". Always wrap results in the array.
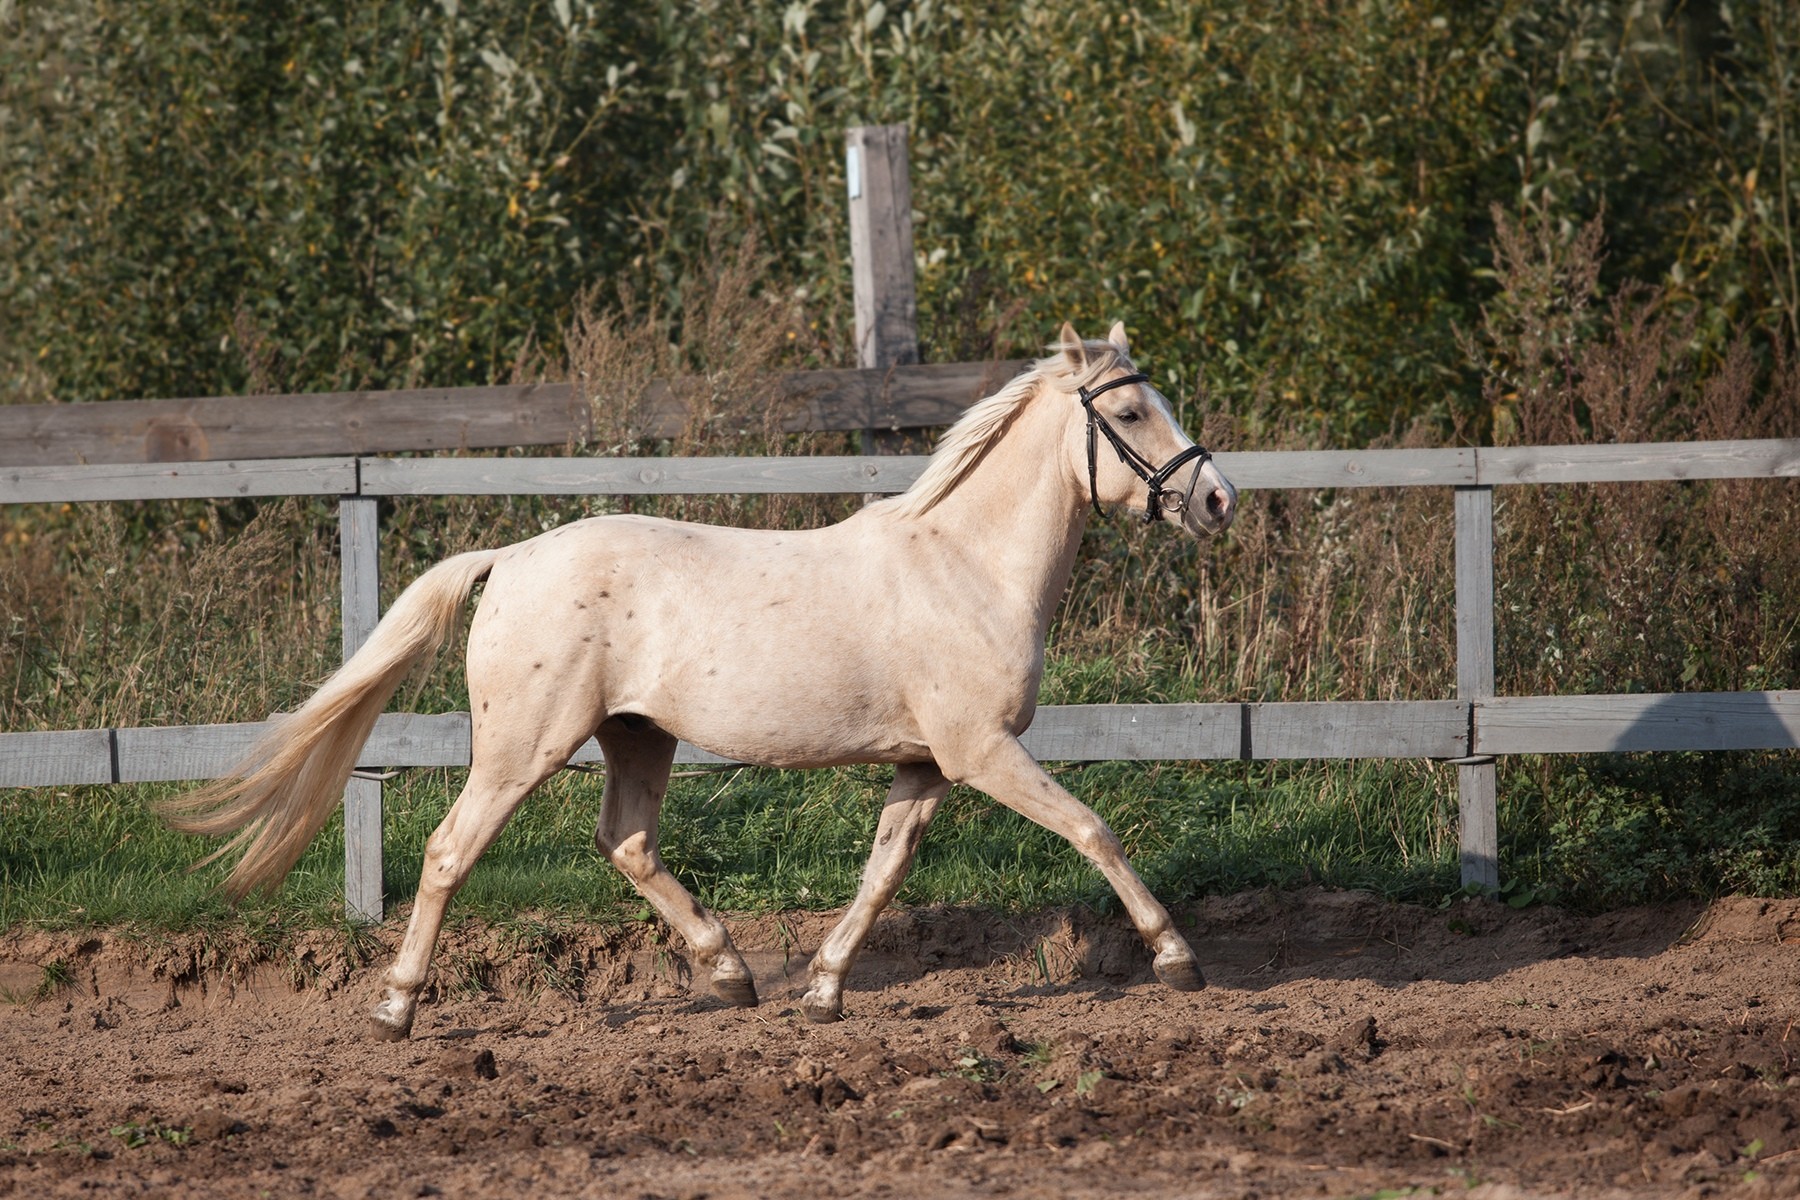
[{"xmin": 880, "ymin": 340, "xmax": 1133, "ymax": 519}]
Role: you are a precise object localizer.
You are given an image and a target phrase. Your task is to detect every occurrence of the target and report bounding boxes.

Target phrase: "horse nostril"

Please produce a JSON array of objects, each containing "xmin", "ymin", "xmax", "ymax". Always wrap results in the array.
[{"xmin": 1206, "ymin": 489, "xmax": 1228, "ymax": 518}]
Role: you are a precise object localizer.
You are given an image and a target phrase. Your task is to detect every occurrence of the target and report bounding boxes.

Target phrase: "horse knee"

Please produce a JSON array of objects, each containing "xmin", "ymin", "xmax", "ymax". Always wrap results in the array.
[{"xmin": 1070, "ymin": 814, "xmax": 1122, "ymax": 863}]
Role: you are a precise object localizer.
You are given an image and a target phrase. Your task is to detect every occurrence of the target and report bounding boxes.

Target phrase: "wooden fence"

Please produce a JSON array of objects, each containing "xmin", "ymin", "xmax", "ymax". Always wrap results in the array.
[{"xmin": 5, "ymin": 439, "xmax": 1798, "ymax": 923}]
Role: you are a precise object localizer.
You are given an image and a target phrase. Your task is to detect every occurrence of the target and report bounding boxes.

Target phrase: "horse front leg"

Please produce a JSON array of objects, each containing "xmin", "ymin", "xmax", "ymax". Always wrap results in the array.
[
  {"xmin": 801, "ymin": 761, "xmax": 950, "ymax": 1023},
  {"xmin": 593, "ymin": 723, "xmax": 759, "ymax": 1006},
  {"xmin": 943, "ymin": 734, "xmax": 1206, "ymax": 993}
]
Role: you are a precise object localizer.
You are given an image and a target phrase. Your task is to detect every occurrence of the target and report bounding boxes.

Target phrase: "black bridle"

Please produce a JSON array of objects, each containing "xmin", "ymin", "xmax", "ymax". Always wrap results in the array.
[{"xmin": 1076, "ymin": 372, "xmax": 1213, "ymax": 524}]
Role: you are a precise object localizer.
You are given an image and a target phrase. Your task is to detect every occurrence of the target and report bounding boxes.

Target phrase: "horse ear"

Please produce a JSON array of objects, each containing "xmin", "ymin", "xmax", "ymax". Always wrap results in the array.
[
  {"xmin": 1059, "ymin": 322, "xmax": 1087, "ymax": 370},
  {"xmin": 1106, "ymin": 321, "xmax": 1130, "ymax": 355}
]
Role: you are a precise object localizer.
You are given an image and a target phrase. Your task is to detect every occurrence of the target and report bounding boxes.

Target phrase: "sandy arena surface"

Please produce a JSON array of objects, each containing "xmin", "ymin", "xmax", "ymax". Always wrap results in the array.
[{"xmin": 2, "ymin": 889, "xmax": 1797, "ymax": 1199}]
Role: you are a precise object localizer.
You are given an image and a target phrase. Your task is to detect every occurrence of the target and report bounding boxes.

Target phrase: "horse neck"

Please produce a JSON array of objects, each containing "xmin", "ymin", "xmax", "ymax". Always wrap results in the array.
[{"xmin": 913, "ymin": 384, "xmax": 1089, "ymax": 623}]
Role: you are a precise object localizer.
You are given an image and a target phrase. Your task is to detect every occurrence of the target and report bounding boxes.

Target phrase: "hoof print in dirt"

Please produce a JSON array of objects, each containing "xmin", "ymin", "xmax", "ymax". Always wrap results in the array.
[{"xmin": 436, "ymin": 1047, "xmax": 499, "ymax": 1081}]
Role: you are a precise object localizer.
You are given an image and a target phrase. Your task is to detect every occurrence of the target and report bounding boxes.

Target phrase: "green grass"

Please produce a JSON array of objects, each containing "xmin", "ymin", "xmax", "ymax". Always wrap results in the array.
[
  {"xmin": 0, "ymin": 754, "xmax": 1471, "ymax": 932},
  {"xmin": 6, "ymin": 736, "xmax": 1798, "ymax": 936}
]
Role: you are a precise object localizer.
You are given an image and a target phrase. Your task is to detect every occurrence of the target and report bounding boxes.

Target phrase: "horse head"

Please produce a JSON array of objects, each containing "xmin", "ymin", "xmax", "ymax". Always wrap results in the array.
[{"xmin": 1055, "ymin": 321, "xmax": 1237, "ymax": 537}]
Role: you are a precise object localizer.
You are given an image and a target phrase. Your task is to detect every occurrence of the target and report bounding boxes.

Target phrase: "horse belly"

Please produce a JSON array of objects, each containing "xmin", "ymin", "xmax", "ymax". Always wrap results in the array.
[{"xmin": 637, "ymin": 638, "xmax": 931, "ymax": 769}]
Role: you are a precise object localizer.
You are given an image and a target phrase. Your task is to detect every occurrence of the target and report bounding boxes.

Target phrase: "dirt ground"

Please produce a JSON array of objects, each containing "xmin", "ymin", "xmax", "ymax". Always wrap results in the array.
[{"xmin": 1, "ymin": 889, "xmax": 1797, "ymax": 1199}]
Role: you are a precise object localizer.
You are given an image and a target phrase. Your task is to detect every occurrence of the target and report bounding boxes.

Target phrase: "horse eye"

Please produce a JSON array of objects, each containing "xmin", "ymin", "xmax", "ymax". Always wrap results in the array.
[{"xmin": 1118, "ymin": 410, "xmax": 1141, "ymax": 424}]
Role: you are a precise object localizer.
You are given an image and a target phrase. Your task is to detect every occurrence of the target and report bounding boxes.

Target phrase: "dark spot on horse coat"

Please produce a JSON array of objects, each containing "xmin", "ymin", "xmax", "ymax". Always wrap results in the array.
[
  {"xmin": 599, "ymin": 590, "xmax": 611, "ymax": 598},
  {"xmin": 533, "ymin": 662, "xmax": 543, "ymax": 670},
  {"xmin": 626, "ymin": 610, "xmax": 635, "ymax": 620},
  {"xmin": 481, "ymin": 701, "xmax": 489, "ymax": 712}
]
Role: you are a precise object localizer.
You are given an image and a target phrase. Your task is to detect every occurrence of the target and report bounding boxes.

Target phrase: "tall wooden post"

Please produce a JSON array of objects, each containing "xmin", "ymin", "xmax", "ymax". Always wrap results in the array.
[
  {"xmin": 847, "ymin": 124, "xmax": 920, "ymax": 462},
  {"xmin": 339, "ymin": 494, "xmax": 384, "ymax": 922},
  {"xmin": 1454, "ymin": 485, "xmax": 1499, "ymax": 890}
]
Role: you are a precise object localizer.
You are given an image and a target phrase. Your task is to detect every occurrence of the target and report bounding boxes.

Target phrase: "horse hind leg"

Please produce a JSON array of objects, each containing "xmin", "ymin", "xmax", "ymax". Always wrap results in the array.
[
  {"xmin": 801, "ymin": 761, "xmax": 950, "ymax": 1023},
  {"xmin": 369, "ymin": 763, "xmax": 545, "ymax": 1040},
  {"xmin": 593, "ymin": 722, "xmax": 759, "ymax": 1007},
  {"xmin": 370, "ymin": 706, "xmax": 599, "ymax": 1040}
]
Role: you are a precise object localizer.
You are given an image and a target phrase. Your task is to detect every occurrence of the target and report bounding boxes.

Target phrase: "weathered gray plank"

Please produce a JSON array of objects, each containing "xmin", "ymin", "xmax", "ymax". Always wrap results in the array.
[
  {"xmin": 1475, "ymin": 691, "xmax": 1800, "ymax": 754},
  {"xmin": 848, "ymin": 125, "xmax": 921, "ymax": 377},
  {"xmin": 1210, "ymin": 448, "xmax": 1474, "ymax": 490},
  {"xmin": 1454, "ymin": 486, "xmax": 1498, "ymax": 888},
  {"xmin": 0, "ymin": 458, "xmax": 356, "ymax": 504},
  {"xmin": 359, "ymin": 455, "xmax": 931, "ymax": 497},
  {"xmin": 1476, "ymin": 439, "xmax": 1800, "ymax": 485},
  {"xmin": 1454, "ymin": 487, "xmax": 1497, "ymax": 702},
  {"xmin": 0, "ymin": 729, "xmax": 113, "ymax": 787},
  {"xmin": 1458, "ymin": 762, "xmax": 1499, "ymax": 889},
  {"xmin": 116, "ymin": 722, "xmax": 268, "ymax": 782},
  {"xmin": 362, "ymin": 713, "xmax": 472, "ymax": 767},
  {"xmin": 18, "ymin": 692, "xmax": 1797, "ymax": 790},
  {"xmin": 848, "ymin": 124, "xmax": 921, "ymax": 467},
  {"xmin": 113, "ymin": 713, "xmax": 477, "ymax": 782},
  {"xmin": 0, "ymin": 362, "xmax": 1027, "ymax": 469},
  {"xmin": 1249, "ymin": 701, "xmax": 1468, "ymax": 759},
  {"xmin": 804, "ymin": 360, "xmax": 1024, "ymax": 433},
  {"xmin": 339, "ymin": 500, "xmax": 382, "ymax": 653},
  {"xmin": 628, "ymin": 360, "xmax": 1025, "ymax": 440},
  {"xmin": 1021, "ymin": 704, "xmax": 1242, "ymax": 761},
  {"xmin": 339, "ymin": 497, "xmax": 385, "ymax": 921},
  {"xmin": 0, "ymin": 386, "xmax": 585, "ymax": 467}
]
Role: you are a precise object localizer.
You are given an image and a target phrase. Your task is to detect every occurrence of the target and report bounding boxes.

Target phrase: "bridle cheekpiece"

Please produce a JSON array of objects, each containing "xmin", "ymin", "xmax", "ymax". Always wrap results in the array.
[{"xmin": 1076, "ymin": 372, "xmax": 1213, "ymax": 524}]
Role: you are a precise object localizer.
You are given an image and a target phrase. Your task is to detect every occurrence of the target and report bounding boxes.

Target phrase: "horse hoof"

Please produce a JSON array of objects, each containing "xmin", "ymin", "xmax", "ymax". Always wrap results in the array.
[
  {"xmin": 1153, "ymin": 955, "xmax": 1207, "ymax": 993},
  {"xmin": 712, "ymin": 976, "xmax": 759, "ymax": 1008},
  {"xmin": 800, "ymin": 998, "xmax": 843, "ymax": 1025},
  {"xmin": 368, "ymin": 1010, "xmax": 414, "ymax": 1042}
]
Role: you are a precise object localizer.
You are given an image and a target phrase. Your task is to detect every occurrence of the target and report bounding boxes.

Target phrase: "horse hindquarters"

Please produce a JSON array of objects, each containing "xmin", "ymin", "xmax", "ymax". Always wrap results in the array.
[{"xmin": 374, "ymin": 561, "xmax": 625, "ymax": 1039}]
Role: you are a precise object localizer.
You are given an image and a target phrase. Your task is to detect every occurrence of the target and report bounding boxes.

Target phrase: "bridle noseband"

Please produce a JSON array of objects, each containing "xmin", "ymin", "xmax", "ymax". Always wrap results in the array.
[{"xmin": 1076, "ymin": 372, "xmax": 1213, "ymax": 523}]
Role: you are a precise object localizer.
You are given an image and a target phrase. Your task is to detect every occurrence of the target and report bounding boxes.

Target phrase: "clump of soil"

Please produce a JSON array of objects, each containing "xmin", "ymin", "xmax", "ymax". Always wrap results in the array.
[{"xmin": 3, "ymin": 890, "xmax": 1797, "ymax": 1198}]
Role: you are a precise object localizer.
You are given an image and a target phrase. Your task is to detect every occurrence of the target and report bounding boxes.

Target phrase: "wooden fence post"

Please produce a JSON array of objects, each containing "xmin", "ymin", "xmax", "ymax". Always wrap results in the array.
[
  {"xmin": 1454, "ymin": 485, "xmax": 1499, "ymax": 890},
  {"xmin": 846, "ymin": 124, "xmax": 920, "ymax": 464},
  {"xmin": 339, "ymin": 495, "xmax": 384, "ymax": 922}
]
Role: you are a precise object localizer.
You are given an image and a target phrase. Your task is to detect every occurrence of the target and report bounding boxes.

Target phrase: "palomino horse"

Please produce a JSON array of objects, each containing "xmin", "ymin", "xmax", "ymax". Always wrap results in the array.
[{"xmin": 164, "ymin": 322, "xmax": 1238, "ymax": 1039}]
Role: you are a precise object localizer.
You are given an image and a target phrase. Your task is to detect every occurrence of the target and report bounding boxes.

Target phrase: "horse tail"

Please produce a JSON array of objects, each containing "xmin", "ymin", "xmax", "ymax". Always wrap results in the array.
[{"xmin": 160, "ymin": 547, "xmax": 503, "ymax": 901}]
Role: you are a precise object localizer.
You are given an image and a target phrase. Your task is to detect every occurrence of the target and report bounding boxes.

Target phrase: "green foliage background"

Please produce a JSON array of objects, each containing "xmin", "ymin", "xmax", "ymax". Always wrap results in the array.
[{"xmin": 5, "ymin": 0, "xmax": 1799, "ymax": 443}]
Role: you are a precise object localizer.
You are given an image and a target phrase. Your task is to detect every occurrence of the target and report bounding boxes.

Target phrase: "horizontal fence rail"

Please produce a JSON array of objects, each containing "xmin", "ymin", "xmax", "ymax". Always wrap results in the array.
[
  {"xmin": 8, "ymin": 693, "xmax": 1797, "ymax": 789},
  {"xmin": 0, "ymin": 361, "xmax": 1029, "ymax": 468},
  {"xmin": 6, "ymin": 439, "xmax": 1797, "ymax": 506}
]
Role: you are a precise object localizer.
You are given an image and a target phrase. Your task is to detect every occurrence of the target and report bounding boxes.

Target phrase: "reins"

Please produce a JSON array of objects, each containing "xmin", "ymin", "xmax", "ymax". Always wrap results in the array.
[{"xmin": 1076, "ymin": 372, "xmax": 1213, "ymax": 523}]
